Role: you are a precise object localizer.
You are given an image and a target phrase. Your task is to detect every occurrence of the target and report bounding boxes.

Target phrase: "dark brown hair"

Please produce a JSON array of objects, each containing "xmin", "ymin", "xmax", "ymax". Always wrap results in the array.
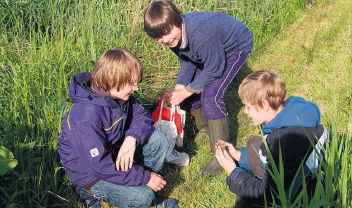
[{"xmin": 144, "ymin": 1, "xmax": 182, "ymax": 39}]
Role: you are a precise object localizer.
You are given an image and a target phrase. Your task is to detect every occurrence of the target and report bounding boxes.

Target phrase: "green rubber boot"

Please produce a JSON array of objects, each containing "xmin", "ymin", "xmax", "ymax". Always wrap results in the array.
[
  {"xmin": 201, "ymin": 116, "xmax": 230, "ymax": 176},
  {"xmin": 191, "ymin": 109, "xmax": 209, "ymax": 140}
]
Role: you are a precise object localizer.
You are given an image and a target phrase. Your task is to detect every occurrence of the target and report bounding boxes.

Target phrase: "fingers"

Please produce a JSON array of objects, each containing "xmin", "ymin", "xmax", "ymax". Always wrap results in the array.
[
  {"xmin": 215, "ymin": 145, "xmax": 231, "ymax": 162},
  {"xmin": 147, "ymin": 173, "xmax": 167, "ymax": 191},
  {"xmin": 116, "ymin": 156, "xmax": 133, "ymax": 172},
  {"xmin": 222, "ymin": 148, "xmax": 232, "ymax": 159},
  {"xmin": 216, "ymin": 140, "xmax": 232, "ymax": 147},
  {"xmin": 122, "ymin": 157, "xmax": 129, "ymax": 172},
  {"xmin": 116, "ymin": 157, "xmax": 121, "ymax": 171},
  {"xmin": 129, "ymin": 156, "xmax": 133, "ymax": 170},
  {"xmin": 170, "ymin": 99, "xmax": 181, "ymax": 106},
  {"xmin": 155, "ymin": 176, "xmax": 166, "ymax": 191},
  {"xmin": 215, "ymin": 146, "xmax": 225, "ymax": 161}
]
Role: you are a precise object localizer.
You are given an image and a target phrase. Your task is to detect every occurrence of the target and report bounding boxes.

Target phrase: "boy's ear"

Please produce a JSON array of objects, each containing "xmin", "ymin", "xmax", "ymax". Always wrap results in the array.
[{"xmin": 262, "ymin": 99, "xmax": 271, "ymax": 112}]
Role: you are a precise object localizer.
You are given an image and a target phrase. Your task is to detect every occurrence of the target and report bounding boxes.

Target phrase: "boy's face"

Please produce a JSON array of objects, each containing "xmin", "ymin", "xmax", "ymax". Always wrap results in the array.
[
  {"xmin": 108, "ymin": 82, "xmax": 138, "ymax": 101},
  {"xmin": 156, "ymin": 25, "xmax": 181, "ymax": 48},
  {"xmin": 243, "ymin": 102, "xmax": 268, "ymax": 126}
]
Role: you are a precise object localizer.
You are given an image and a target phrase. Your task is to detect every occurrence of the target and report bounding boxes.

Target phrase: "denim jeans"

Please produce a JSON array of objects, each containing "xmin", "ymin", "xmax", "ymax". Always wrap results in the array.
[{"xmin": 78, "ymin": 130, "xmax": 169, "ymax": 208}]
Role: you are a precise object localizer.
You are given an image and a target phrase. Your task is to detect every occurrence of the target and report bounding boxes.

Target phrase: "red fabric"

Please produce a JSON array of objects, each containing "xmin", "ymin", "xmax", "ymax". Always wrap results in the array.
[{"xmin": 152, "ymin": 98, "xmax": 183, "ymax": 134}]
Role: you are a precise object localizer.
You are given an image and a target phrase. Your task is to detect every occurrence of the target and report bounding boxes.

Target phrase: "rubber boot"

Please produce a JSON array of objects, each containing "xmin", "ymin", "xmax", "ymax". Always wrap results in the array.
[
  {"xmin": 201, "ymin": 116, "xmax": 230, "ymax": 176},
  {"xmin": 191, "ymin": 109, "xmax": 209, "ymax": 140}
]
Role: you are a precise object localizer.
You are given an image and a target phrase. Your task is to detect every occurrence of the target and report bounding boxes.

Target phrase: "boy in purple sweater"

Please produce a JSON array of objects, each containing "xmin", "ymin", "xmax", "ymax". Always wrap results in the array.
[
  {"xmin": 58, "ymin": 48, "xmax": 178, "ymax": 208},
  {"xmin": 144, "ymin": 0, "xmax": 253, "ymax": 175}
]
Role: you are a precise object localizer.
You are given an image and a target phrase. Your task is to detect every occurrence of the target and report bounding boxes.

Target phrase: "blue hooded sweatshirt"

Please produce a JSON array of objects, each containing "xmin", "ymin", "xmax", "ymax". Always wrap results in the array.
[
  {"xmin": 261, "ymin": 96, "xmax": 321, "ymax": 134},
  {"xmin": 226, "ymin": 96, "xmax": 326, "ymax": 206},
  {"xmin": 58, "ymin": 72, "xmax": 154, "ymax": 188}
]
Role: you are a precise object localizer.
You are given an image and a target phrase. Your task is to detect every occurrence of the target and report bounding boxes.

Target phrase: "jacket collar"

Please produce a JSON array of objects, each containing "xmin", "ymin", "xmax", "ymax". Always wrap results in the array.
[{"xmin": 180, "ymin": 16, "xmax": 188, "ymax": 49}]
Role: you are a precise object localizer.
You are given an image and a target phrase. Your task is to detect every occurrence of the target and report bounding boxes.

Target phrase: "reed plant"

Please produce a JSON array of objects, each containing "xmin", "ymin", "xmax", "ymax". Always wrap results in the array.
[{"xmin": 259, "ymin": 109, "xmax": 352, "ymax": 207}]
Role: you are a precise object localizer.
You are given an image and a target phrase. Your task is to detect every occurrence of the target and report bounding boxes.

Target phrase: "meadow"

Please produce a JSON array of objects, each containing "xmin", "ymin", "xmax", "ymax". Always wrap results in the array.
[{"xmin": 0, "ymin": 0, "xmax": 351, "ymax": 207}]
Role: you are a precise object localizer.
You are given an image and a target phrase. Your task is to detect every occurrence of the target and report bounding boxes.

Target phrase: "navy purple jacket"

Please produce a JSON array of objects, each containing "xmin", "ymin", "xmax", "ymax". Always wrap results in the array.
[
  {"xmin": 171, "ymin": 12, "xmax": 253, "ymax": 92},
  {"xmin": 58, "ymin": 72, "xmax": 154, "ymax": 188},
  {"xmin": 227, "ymin": 97, "xmax": 329, "ymax": 206}
]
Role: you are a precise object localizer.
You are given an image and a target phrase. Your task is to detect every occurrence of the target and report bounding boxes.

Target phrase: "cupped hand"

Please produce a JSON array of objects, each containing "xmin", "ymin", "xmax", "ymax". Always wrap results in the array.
[
  {"xmin": 174, "ymin": 84, "xmax": 186, "ymax": 90},
  {"xmin": 116, "ymin": 136, "xmax": 136, "ymax": 172},
  {"xmin": 162, "ymin": 85, "xmax": 186, "ymax": 105},
  {"xmin": 162, "ymin": 89, "xmax": 175, "ymax": 105},
  {"xmin": 169, "ymin": 88, "xmax": 193, "ymax": 105},
  {"xmin": 146, "ymin": 172, "xmax": 167, "ymax": 191},
  {"xmin": 215, "ymin": 144, "xmax": 237, "ymax": 176},
  {"xmin": 215, "ymin": 140, "xmax": 241, "ymax": 161}
]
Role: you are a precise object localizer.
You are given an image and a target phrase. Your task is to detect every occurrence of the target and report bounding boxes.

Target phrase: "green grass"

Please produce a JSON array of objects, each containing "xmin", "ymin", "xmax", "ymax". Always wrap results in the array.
[{"xmin": 1, "ymin": 0, "xmax": 351, "ymax": 207}]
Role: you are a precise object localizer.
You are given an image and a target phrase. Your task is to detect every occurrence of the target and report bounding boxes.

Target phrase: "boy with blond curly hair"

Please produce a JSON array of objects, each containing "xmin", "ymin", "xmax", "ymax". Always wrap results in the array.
[{"xmin": 215, "ymin": 70, "xmax": 329, "ymax": 207}]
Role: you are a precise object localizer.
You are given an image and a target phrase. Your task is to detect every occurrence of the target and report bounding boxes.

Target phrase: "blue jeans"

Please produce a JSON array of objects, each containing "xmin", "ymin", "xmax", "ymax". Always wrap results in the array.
[{"xmin": 78, "ymin": 130, "xmax": 169, "ymax": 208}]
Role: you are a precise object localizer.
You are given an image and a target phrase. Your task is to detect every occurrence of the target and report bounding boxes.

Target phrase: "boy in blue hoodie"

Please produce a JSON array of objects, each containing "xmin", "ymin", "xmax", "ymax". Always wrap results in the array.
[
  {"xmin": 215, "ymin": 70, "xmax": 329, "ymax": 207},
  {"xmin": 58, "ymin": 48, "xmax": 178, "ymax": 208},
  {"xmin": 144, "ymin": 0, "xmax": 253, "ymax": 175}
]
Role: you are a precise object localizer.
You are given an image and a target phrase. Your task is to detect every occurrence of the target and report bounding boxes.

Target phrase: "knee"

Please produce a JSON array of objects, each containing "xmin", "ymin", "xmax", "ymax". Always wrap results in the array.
[
  {"xmin": 201, "ymin": 96, "xmax": 226, "ymax": 119},
  {"xmin": 148, "ymin": 130, "xmax": 168, "ymax": 150},
  {"xmin": 131, "ymin": 188, "xmax": 154, "ymax": 208}
]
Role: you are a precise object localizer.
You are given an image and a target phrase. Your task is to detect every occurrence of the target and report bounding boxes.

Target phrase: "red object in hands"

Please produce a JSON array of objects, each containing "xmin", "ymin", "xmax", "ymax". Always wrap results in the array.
[{"xmin": 152, "ymin": 97, "xmax": 185, "ymax": 147}]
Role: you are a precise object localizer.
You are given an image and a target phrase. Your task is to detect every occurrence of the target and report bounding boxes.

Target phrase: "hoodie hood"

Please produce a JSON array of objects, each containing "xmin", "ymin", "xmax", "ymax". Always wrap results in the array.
[
  {"xmin": 69, "ymin": 72, "xmax": 119, "ymax": 108},
  {"xmin": 261, "ymin": 96, "xmax": 321, "ymax": 134}
]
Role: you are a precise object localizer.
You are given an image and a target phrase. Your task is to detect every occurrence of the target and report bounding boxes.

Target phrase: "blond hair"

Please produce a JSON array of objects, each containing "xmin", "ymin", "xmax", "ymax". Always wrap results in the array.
[
  {"xmin": 238, "ymin": 70, "xmax": 286, "ymax": 110},
  {"xmin": 91, "ymin": 48, "xmax": 142, "ymax": 91}
]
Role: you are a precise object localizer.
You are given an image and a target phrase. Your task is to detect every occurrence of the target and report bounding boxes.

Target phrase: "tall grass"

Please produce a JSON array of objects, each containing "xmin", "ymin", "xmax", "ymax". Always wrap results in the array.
[
  {"xmin": 260, "ymin": 110, "xmax": 352, "ymax": 207},
  {"xmin": 0, "ymin": 0, "xmax": 340, "ymax": 207}
]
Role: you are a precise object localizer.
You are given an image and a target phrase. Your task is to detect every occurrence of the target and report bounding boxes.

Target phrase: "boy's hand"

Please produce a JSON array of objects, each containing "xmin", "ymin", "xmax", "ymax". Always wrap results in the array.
[
  {"xmin": 146, "ymin": 172, "xmax": 166, "ymax": 191},
  {"xmin": 116, "ymin": 136, "xmax": 136, "ymax": 172},
  {"xmin": 162, "ymin": 89, "xmax": 175, "ymax": 105},
  {"xmin": 174, "ymin": 84, "xmax": 185, "ymax": 90},
  {"xmin": 215, "ymin": 140, "xmax": 241, "ymax": 161},
  {"xmin": 215, "ymin": 144, "xmax": 237, "ymax": 176},
  {"xmin": 162, "ymin": 85, "xmax": 186, "ymax": 105},
  {"xmin": 169, "ymin": 87, "xmax": 193, "ymax": 105}
]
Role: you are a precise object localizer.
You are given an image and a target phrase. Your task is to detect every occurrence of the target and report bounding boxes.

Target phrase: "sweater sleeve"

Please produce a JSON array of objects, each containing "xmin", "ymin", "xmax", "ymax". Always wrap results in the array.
[
  {"xmin": 124, "ymin": 97, "xmax": 155, "ymax": 145},
  {"xmin": 176, "ymin": 56, "xmax": 197, "ymax": 87},
  {"xmin": 71, "ymin": 116, "xmax": 151, "ymax": 186},
  {"xmin": 226, "ymin": 168, "xmax": 267, "ymax": 204},
  {"xmin": 189, "ymin": 38, "xmax": 226, "ymax": 91}
]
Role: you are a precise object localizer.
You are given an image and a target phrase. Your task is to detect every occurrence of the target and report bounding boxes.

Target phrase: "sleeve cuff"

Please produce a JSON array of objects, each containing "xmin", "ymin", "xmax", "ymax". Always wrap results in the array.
[
  {"xmin": 124, "ymin": 134, "xmax": 144, "ymax": 145},
  {"xmin": 229, "ymin": 167, "xmax": 244, "ymax": 180},
  {"xmin": 142, "ymin": 170, "xmax": 151, "ymax": 185},
  {"xmin": 186, "ymin": 85, "xmax": 202, "ymax": 94}
]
